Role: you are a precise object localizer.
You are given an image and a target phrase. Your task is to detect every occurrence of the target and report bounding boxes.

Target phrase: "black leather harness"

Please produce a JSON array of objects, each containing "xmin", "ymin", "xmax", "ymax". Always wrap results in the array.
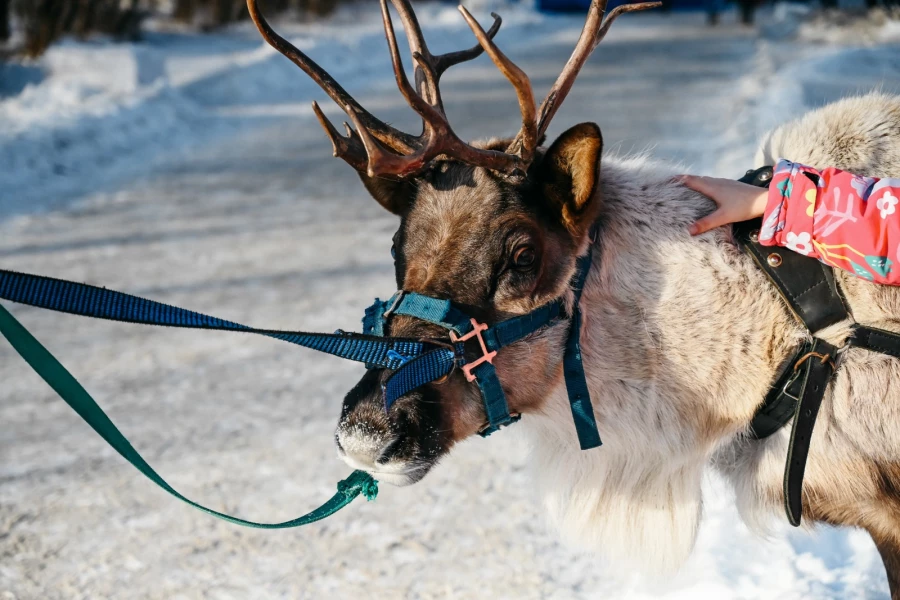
[{"xmin": 734, "ymin": 165, "xmax": 900, "ymax": 526}]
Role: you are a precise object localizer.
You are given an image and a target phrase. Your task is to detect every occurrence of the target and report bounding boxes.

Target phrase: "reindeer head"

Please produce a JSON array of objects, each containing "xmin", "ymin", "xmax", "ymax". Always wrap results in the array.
[{"xmin": 248, "ymin": 0, "xmax": 657, "ymax": 485}]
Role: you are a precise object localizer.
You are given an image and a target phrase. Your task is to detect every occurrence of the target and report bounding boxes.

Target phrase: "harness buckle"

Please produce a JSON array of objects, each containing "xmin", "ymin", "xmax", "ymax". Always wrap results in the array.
[
  {"xmin": 780, "ymin": 368, "xmax": 803, "ymax": 404},
  {"xmin": 450, "ymin": 318, "xmax": 497, "ymax": 383},
  {"xmin": 382, "ymin": 291, "xmax": 406, "ymax": 320},
  {"xmin": 780, "ymin": 349, "xmax": 837, "ymax": 404},
  {"xmin": 477, "ymin": 412, "xmax": 521, "ymax": 436}
]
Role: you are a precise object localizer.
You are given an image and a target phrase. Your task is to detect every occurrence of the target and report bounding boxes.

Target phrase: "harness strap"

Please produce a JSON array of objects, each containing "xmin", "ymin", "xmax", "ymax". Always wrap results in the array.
[
  {"xmin": 483, "ymin": 301, "xmax": 564, "ymax": 351},
  {"xmin": 0, "ymin": 303, "xmax": 377, "ymax": 528},
  {"xmin": 783, "ymin": 338, "xmax": 837, "ymax": 526},
  {"xmin": 362, "ymin": 299, "xmax": 388, "ymax": 337},
  {"xmin": 733, "ymin": 165, "xmax": 851, "ymax": 525},
  {"xmin": 848, "ymin": 325, "xmax": 900, "ymax": 359},
  {"xmin": 733, "ymin": 220, "xmax": 849, "ymax": 335},
  {"xmin": 390, "ymin": 293, "xmax": 473, "ymax": 334},
  {"xmin": 748, "ymin": 340, "xmax": 813, "ymax": 439},
  {"xmin": 472, "ymin": 361, "xmax": 522, "ymax": 435},
  {"xmin": 561, "ymin": 245, "xmax": 602, "ymax": 449}
]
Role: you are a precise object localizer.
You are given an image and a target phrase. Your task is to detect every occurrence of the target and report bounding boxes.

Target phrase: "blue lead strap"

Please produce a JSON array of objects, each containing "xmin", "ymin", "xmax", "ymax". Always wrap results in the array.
[
  {"xmin": 382, "ymin": 347, "xmax": 456, "ymax": 404},
  {"xmin": 0, "ymin": 269, "xmax": 429, "ymax": 371}
]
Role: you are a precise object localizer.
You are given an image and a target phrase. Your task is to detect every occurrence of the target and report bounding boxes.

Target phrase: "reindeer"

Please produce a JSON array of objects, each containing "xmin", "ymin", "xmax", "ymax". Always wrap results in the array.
[{"xmin": 247, "ymin": 0, "xmax": 900, "ymax": 594}]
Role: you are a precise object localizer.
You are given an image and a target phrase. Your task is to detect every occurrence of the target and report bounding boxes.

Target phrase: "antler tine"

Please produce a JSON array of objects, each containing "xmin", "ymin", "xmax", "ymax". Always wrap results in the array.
[
  {"xmin": 380, "ymin": 0, "xmax": 445, "ymax": 125},
  {"xmin": 341, "ymin": 0, "xmax": 525, "ymax": 179},
  {"xmin": 345, "ymin": 106, "xmax": 426, "ymax": 177},
  {"xmin": 458, "ymin": 6, "xmax": 537, "ymax": 166},
  {"xmin": 533, "ymin": 0, "xmax": 661, "ymax": 142},
  {"xmin": 246, "ymin": 0, "xmax": 415, "ymax": 154},
  {"xmin": 384, "ymin": 0, "xmax": 434, "ymax": 106},
  {"xmin": 388, "ymin": 0, "xmax": 501, "ymax": 112},
  {"xmin": 311, "ymin": 101, "xmax": 369, "ymax": 172},
  {"xmin": 432, "ymin": 14, "xmax": 501, "ymax": 76}
]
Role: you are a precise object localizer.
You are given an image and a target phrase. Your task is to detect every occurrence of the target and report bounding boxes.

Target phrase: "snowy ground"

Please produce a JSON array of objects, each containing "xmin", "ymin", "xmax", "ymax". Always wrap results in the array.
[{"xmin": 2, "ymin": 3, "xmax": 900, "ymax": 599}]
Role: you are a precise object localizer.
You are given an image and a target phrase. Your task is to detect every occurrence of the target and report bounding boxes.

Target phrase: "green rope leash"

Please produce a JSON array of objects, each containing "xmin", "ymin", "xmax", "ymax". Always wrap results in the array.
[{"xmin": 0, "ymin": 303, "xmax": 378, "ymax": 528}]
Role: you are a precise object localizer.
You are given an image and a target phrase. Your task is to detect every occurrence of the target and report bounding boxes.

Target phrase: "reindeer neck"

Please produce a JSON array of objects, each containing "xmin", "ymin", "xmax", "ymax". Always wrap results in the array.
[
  {"xmin": 516, "ymin": 156, "xmax": 804, "ymax": 570},
  {"xmin": 575, "ymin": 156, "xmax": 803, "ymax": 456}
]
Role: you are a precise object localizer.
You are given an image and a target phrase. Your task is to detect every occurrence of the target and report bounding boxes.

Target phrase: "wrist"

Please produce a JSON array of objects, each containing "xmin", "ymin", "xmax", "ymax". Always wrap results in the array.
[{"xmin": 752, "ymin": 188, "xmax": 768, "ymax": 218}]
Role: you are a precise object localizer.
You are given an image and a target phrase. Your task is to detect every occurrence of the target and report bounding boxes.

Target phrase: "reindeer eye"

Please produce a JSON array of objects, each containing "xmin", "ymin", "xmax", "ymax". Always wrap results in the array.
[
  {"xmin": 391, "ymin": 244, "xmax": 396, "ymax": 259},
  {"xmin": 511, "ymin": 245, "xmax": 536, "ymax": 269}
]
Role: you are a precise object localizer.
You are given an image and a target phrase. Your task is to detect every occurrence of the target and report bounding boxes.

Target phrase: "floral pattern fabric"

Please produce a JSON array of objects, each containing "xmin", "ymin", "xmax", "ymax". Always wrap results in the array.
[{"xmin": 760, "ymin": 159, "xmax": 900, "ymax": 284}]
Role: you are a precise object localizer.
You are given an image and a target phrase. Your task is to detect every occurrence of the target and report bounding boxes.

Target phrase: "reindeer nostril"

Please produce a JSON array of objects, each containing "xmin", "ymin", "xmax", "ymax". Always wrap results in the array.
[
  {"xmin": 375, "ymin": 436, "xmax": 403, "ymax": 465},
  {"xmin": 334, "ymin": 433, "xmax": 344, "ymax": 454}
]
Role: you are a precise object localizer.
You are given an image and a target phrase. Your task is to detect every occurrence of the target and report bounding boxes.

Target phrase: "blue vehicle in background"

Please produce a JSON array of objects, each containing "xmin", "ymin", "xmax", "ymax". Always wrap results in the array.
[{"xmin": 536, "ymin": 0, "xmax": 760, "ymax": 25}]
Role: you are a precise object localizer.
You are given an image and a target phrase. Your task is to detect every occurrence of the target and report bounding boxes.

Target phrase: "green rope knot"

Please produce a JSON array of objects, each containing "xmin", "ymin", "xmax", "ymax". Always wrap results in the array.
[{"xmin": 337, "ymin": 470, "xmax": 379, "ymax": 502}]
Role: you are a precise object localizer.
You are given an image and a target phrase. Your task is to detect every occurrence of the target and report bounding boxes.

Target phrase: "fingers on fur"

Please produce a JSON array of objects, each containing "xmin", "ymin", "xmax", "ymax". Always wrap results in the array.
[
  {"xmin": 689, "ymin": 211, "xmax": 725, "ymax": 236},
  {"xmin": 676, "ymin": 174, "xmax": 712, "ymax": 196}
]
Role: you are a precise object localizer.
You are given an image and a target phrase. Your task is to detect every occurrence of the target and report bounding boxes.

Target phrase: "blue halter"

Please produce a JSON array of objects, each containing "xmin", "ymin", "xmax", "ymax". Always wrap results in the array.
[
  {"xmin": 0, "ymin": 243, "xmax": 601, "ymax": 449},
  {"xmin": 364, "ymin": 244, "xmax": 599, "ymax": 447}
]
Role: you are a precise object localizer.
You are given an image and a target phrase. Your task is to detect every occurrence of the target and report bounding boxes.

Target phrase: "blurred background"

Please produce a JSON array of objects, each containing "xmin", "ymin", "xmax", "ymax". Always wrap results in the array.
[{"xmin": 2, "ymin": 0, "xmax": 900, "ymax": 599}]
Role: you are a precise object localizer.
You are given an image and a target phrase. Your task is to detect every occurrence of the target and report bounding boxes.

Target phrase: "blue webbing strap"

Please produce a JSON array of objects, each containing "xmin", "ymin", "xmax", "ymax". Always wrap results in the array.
[
  {"xmin": 382, "ymin": 297, "xmax": 564, "ymax": 435},
  {"xmin": 382, "ymin": 347, "xmax": 456, "ymax": 408},
  {"xmin": 362, "ymin": 299, "xmax": 388, "ymax": 337},
  {"xmin": 392, "ymin": 293, "xmax": 473, "ymax": 334},
  {"xmin": 482, "ymin": 301, "xmax": 563, "ymax": 351},
  {"xmin": 562, "ymin": 250, "xmax": 602, "ymax": 450},
  {"xmin": 472, "ymin": 361, "xmax": 520, "ymax": 435},
  {"xmin": 0, "ymin": 269, "xmax": 427, "ymax": 371}
]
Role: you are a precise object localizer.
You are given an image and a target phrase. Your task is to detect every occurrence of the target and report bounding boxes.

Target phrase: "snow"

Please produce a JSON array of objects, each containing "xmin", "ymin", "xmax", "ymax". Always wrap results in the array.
[
  {"xmin": 0, "ymin": 1, "xmax": 542, "ymax": 220},
  {"xmin": 2, "ymin": 3, "xmax": 900, "ymax": 599}
]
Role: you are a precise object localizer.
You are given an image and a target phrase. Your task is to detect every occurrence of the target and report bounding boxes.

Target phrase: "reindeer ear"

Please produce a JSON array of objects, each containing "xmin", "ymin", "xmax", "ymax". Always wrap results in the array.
[
  {"xmin": 536, "ymin": 122, "xmax": 603, "ymax": 238},
  {"xmin": 358, "ymin": 173, "xmax": 414, "ymax": 215}
]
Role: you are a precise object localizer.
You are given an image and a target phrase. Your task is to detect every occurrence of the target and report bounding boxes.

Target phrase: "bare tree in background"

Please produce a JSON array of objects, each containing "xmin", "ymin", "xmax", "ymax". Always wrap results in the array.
[
  {"xmin": 172, "ymin": 0, "xmax": 339, "ymax": 28},
  {"xmin": 11, "ymin": 0, "xmax": 144, "ymax": 57},
  {"xmin": 1, "ymin": 0, "xmax": 346, "ymax": 58},
  {"xmin": 0, "ymin": 0, "xmax": 9, "ymax": 42}
]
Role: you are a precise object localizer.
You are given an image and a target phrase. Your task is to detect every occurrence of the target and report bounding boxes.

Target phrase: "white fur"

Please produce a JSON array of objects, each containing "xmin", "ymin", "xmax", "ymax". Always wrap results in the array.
[{"xmin": 518, "ymin": 94, "xmax": 900, "ymax": 572}]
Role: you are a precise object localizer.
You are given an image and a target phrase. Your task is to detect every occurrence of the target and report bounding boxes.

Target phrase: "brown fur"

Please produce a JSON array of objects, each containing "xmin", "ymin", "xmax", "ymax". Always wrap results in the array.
[{"xmin": 538, "ymin": 123, "xmax": 604, "ymax": 237}]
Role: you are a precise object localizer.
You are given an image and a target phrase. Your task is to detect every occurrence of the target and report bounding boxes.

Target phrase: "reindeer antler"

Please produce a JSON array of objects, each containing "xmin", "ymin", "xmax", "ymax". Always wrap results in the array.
[
  {"xmin": 246, "ymin": 0, "xmax": 658, "ymax": 179},
  {"xmin": 383, "ymin": 0, "xmax": 501, "ymax": 112},
  {"xmin": 247, "ymin": 0, "xmax": 527, "ymax": 178},
  {"xmin": 522, "ymin": 0, "xmax": 662, "ymax": 151},
  {"xmin": 349, "ymin": 0, "xmax": 534, "ymax": 178}
]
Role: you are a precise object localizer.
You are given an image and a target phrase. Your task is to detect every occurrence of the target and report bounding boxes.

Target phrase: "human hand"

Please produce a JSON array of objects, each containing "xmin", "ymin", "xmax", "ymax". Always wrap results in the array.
[{"xmin": 676, "ymin": 175, "xmax": 769, "ymax": 235}]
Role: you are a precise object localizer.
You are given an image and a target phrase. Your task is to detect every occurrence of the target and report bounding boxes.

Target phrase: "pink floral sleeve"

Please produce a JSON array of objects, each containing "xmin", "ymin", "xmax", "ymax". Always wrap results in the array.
[{"xmin": 759, "ymin": 158, "xmax": 900, "ymax": 285}]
